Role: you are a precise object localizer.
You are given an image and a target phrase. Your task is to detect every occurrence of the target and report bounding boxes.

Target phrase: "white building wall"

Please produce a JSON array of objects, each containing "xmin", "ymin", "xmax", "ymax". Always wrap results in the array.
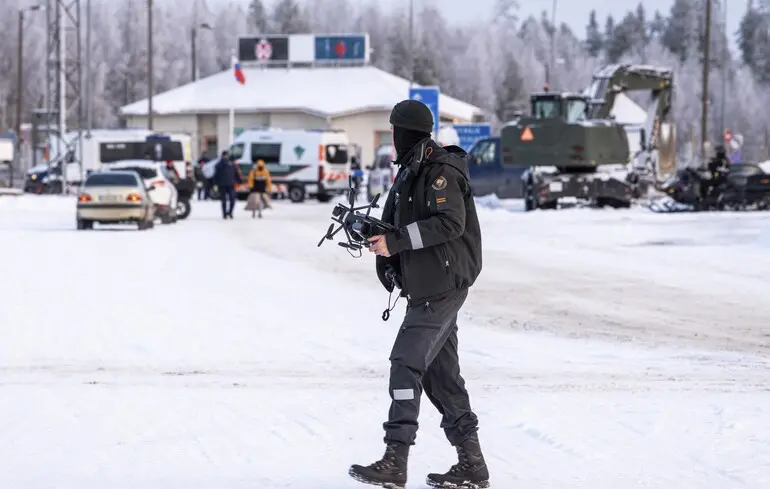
[
  {"xmin": 124, "ymin": 108, "xmax": 457, "ymax": 165},
  {"xmin": 215, "ymin": 112, "xmax": 271, "ymax": 153},
  {"xmin": 268, "ymin": 112, "xmax": 329, "ymax": 129},
  {"xmin": 124, "ymin": 114, "xmax": 197, "ymax": 136}
]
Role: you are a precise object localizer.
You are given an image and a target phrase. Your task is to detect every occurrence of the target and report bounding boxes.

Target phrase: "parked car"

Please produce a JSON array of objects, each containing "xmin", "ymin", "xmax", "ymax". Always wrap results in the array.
[
  {"xmin": 76, "ymin": 171, "xmax": 155, "ymax": 230},
  {"xmin": 366, "ymin": 144, "xmax": 395, "ymax": 201},
  {"xmin": 105, "ymin": 160, "xmax": 179, "ymax": 224},
  {"xmin": 466, "ymin": 136, "xmax": 528, "ymax": 199}
]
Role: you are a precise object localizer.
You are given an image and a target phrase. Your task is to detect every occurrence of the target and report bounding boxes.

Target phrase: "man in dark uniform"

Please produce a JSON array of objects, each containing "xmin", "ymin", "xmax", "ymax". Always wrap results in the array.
[
  {"xmin": 349, "ymin": 100, "xmax": 489, "ymax": 489},
  {"xmin": 704, "ymin": 145, "xmax": 731, "ymax": 198},
  {"xmin": 213, "ymin": 151, "xmax": 241, "ymax": 219}
]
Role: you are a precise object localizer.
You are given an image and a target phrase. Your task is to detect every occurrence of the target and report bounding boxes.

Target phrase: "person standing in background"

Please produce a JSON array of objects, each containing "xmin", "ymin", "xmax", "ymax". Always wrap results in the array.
[
  {"xmin": 213, "ymin": 151, "xmax": 241, "ymax": 219},
  {"xmin": 245, "ymin": 158, "xmax": 273, "ymax": 218}
]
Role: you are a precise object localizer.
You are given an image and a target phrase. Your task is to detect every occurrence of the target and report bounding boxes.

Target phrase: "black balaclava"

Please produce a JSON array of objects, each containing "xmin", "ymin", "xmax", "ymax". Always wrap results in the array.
[
  {"xmin": 389, "ymin": 99, "xmax": 434, "ymax": 164},
  {"xmin": 393, "ymin": 126, "xmax": 430, "ymax": 163}
]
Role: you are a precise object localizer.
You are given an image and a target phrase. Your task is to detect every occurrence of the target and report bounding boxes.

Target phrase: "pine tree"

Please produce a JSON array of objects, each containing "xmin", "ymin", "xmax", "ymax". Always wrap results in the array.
[
  {"xmin": 603, "ymin": 15, "xmax": 616, "ymax": 60},
  {"xmin": 247, "ymin": 0, "xmax": 268, "ymax": 34},
  {"xmin": 635, "ymin": 3, "xmax": 649, "ymax": 46},
  {"xmin": 585, "ymin": 10, "xmax": 603, "ymax": 57},
  {"xmin": 606, "ymin": 13, "xmax": 637, "ymax": 62},
  {"xmin": 494, "ymin": 53, "xmax": 525, "ymax": 122},
  {"xmin": 649, "ymin": 10, "xmax": 666, "ymax": 39},
  {"xmin": 271, "ymin": 0, "xmax": 309, "ymax": 34},
  {"xmin": 738, "ymin": 0, "xmax": 763, "ymax": 69},
  {"xmin": 662, "ymin": 0, "xmax": 695, "ymax": 62}
]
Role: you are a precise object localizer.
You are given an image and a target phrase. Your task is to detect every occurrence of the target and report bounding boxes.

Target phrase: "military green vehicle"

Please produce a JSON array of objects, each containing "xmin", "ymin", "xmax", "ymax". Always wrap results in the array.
[{"xmin": 501, "ymin": 64, "xmax": 676, "ymax": 211}]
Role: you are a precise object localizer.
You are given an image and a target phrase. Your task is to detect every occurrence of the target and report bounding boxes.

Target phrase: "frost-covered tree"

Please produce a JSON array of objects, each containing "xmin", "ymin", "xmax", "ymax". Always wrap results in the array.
[
  {"xmin": 585, "ymin": 10, "xmax": 603, "ymax": 57},
  {"xmin": 649, "ymin": 10, "xmax": 667, "ymax": 39},
  {"xmin": 662, "ymin": 0, "xmax": 697, "ymax": 61},
  {"xmin": 738, "ymin": 0, "xmax": 764, "ymax": 70},
  {"xmin": 603, "ymin": 15, "xmax": 618, "ymax": 61},
  {"xmin": 247, "ymin": 0, "xmax": 268, "ymax": 34},
  {"xmin": 1, "ymin": 0, "xmax": 769, "ymax": 161},
  {"xmin": 271, "ymin": 0, "xmax": 309, "ymax": 34}
]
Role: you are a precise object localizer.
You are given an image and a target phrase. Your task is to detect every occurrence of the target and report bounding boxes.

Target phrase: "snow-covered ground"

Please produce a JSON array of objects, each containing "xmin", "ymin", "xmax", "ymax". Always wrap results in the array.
[{"xmin": 1, "ymin": 194, "xmax": 769, "ymax": 489}]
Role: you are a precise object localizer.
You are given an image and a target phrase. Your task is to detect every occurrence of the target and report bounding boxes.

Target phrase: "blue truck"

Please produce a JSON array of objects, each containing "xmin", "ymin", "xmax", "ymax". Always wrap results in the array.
[{"xmin": 465, "ymin": 136, "xmax": 528, "ymax": 199}]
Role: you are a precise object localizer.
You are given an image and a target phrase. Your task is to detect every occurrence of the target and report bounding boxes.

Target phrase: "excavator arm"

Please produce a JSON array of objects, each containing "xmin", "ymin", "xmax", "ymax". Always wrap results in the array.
[
  {"xmin": 588, "ymin": 64, "xmax": 676, "ymax": 179},
  {"xmin": 588, "ymin": 64, "xmax": 673, "ymax": 120}
]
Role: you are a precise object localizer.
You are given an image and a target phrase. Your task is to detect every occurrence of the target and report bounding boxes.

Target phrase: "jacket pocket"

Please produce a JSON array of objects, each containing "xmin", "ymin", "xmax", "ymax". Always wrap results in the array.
[
  {"xmin": 401, "ymin": 246, "xmax": 455, "ymax": 301},
  {"xmin": 439, "ymin": 245, "xmax": 451, "ymax": 274}
]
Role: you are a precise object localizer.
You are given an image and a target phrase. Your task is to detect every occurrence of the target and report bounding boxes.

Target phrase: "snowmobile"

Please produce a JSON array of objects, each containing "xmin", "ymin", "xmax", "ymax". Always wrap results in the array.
[{"xmin": 649, "ymin": 163, "xmax": 770, "ymax": 212}]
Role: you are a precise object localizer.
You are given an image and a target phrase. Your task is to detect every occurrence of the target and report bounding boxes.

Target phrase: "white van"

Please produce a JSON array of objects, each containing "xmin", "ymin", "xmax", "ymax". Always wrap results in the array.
[
  {"xmin": 99, "ymin": 132, "xmax": 195, "ymax": 179},
  {"xmin": 228, "ymin": 128, "xmax": 351, "ymax": 203},
  {"xmin": 45, "ymin": 129, "xmax": 195, "ymax": 185}
]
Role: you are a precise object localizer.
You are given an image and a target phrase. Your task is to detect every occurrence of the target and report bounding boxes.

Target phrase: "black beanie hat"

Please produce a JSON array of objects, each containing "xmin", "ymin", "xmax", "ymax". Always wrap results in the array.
[{"xmin": 389, "ymin": 99, "xmax": 434, "ymax": 134}]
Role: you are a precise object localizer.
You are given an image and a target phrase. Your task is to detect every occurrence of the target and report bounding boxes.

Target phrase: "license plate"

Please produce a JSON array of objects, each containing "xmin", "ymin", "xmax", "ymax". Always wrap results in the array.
[
  {"xmin": 549, "ymin": 182, "xmax": 563, "ymax": 192},
  {"xmin": 99, "ymin": 195, "xmax": 117, "ymax": 202}
]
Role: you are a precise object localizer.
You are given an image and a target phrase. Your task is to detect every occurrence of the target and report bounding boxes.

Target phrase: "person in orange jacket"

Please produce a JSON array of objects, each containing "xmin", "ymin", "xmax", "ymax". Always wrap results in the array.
[{"xmin": 245, "ymin": 157, "xmax": 272, "ymax": 217}]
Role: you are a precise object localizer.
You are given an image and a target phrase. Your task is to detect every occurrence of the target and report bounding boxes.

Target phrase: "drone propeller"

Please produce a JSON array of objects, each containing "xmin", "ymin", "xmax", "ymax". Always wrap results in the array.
[
  {"xmin": 317, "ymin": 223, "xmax": 337, "ymax": 247},
  {"xmin": 348, "ymin": 175, "xmax": 356, "ymax": 208}
]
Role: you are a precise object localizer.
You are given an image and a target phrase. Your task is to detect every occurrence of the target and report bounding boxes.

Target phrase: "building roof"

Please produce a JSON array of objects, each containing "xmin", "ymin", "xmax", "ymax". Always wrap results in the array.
[{"xmin": 119, "ymin": 66, "xmax": 483, "ymax": 122}]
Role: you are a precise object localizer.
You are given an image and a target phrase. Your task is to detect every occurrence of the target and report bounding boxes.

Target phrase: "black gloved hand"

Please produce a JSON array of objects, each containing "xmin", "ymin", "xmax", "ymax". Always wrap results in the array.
[{"xmin": 384, "ymin": 265, "xmax": 402, "ymax": 290}]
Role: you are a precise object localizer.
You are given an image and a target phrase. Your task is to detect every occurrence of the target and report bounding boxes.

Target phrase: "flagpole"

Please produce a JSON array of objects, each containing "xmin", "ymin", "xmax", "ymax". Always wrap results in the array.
[
  {"xmin": 229, "ymin": 107, "xmax": 235, "ymax": 146},
  {"xmin": 229, "ymin": 49, "xmax": 237, "ymax": 147}
]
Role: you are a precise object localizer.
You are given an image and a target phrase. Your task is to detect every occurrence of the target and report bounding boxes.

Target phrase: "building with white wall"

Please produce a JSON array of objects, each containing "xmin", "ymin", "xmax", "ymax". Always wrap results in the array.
[{"xmin": 119, "ymin": 64, "xmax": 484, "ymax": 166}]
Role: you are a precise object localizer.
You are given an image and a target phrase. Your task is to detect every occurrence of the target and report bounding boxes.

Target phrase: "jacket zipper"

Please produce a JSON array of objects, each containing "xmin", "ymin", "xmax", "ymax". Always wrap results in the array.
[{"xmin": 440, "ymin": 246, "xmax": 450, "ymax": 271}]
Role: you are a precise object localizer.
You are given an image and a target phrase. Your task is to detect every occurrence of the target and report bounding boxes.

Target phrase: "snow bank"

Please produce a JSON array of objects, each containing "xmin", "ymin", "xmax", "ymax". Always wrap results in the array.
[
  {"xmin": 2, "ymin": 197, "xmax": 770, "ymax": 488},
  {"xmin": 758, "ymin": 227, "xmax": 770, "ymax": 247},
  {"xmin": 473, "ymin": 194, "xmax": 524, "ymax": 212}
]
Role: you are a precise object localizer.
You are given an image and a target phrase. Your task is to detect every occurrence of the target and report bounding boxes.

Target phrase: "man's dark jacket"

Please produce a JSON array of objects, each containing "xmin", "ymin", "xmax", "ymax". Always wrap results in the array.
[
  {"xmin": 376, "ymin": 138, "xmax": 482, "ymax": 302},
  {"xmin": 214, "ymin": 159, "xmax": 241, "ymax": 188},
  {"xmin": 707, "ymin": 154, "xmax": 731, "ymax": 176}
]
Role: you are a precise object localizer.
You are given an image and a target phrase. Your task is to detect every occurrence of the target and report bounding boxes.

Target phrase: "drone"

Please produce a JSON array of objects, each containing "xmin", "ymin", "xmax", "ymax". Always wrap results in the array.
[{"xmin": 317, "ymin": 178, "xmax": 395, "ymax": 256}]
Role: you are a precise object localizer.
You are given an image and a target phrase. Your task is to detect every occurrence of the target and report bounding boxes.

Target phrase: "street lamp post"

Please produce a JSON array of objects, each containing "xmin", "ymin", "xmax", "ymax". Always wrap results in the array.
[
  {"xmin": 13, "ymin": 4, "xmax": 42, "ymax": 188},
  {"xmin": 191, "ymin": 22, "xmax": 212, "ymax": 82},
  {"xmin": 148, "ymin": 0, "xmax": 154, "ymax": 130}
]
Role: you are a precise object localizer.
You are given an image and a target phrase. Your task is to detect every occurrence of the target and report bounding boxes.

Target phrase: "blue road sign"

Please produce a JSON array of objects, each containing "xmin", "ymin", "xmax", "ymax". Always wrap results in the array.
[
  {"xmin": 453, "ymin": 124, "xmax": 491, "ymax": 152},
  {"xmin": 408, "ymin": 86, "xmax": 440, "ymax": 135},
  {"xmin": 315, "ymin": 35, "xmax": 367, "ymax": 61}
]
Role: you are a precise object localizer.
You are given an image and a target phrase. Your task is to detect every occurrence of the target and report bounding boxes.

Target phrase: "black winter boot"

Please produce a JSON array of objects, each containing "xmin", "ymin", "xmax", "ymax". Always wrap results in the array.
[
  {"xmin": 349, "ymin": 443, "xmax": 409, "ymax": 488},
  {"xmin": 426, "ymin": 437, "xmax": 490, "ymax": 488}
]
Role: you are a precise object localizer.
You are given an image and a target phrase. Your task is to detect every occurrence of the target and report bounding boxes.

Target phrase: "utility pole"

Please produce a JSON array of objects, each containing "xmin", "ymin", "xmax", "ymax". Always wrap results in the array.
[
  {"xmin": 43, "ymin": 0, "xmax": 83, "ymax": 193},
  {"xmin": 700, "ymin": 0, "xmax": 712, "ymax": 157},
  {"xmin": 14, "ymin": 6, "xmax": 42, "ymax": 186},
  {"xmin": 192, "ymin": 0, "xmax": 198, "ymax": 82},
  {"xmin": 719, "ymin": 0, "xmax": 727, "ymax": 137},
  {"xmin": 148, "ymin": 0, "xmax": 154, "ymax": 130},
  {"xmin": 408, "ymin": 0, "xmax": 414, "ymax": 87},
  {"xmin": 58, "ymin": 0, "xmax": 68, "ymax": 194},
  {"xmin": 191, "ymin": 26, "xmax": 197, "ymax": 82},
  {"xmin": 85, "ymin": 0, "xmax": 92, "ymax": 134},
  {"xmin": 547, "ymin": 0, "xmax": 557, "ymax": 87}
]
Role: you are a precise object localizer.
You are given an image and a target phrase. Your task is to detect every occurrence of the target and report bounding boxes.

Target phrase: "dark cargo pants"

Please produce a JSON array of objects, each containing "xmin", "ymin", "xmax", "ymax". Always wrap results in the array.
[{"xmin": 383, "ymin": 288, "xmax": 479, "ymax": 446}]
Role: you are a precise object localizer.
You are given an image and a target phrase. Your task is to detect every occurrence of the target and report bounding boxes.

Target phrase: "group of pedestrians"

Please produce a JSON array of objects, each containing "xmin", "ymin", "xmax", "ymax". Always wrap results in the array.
[{"xmin": 193, "ymin": 152, "xmax": 273, "ymax": 219}]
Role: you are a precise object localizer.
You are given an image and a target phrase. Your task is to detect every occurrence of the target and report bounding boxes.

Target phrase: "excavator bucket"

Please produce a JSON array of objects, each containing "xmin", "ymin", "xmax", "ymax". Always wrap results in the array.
[{"xmin": 656, "ymin": 123, "xmax": 677, "ymax": 181}]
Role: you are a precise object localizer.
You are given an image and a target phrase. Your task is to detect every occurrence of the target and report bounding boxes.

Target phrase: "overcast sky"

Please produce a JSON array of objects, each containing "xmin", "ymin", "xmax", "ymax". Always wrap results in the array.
[{"xmin": 228, "ymin": 0, "xmax": 740, "ymax": 52}]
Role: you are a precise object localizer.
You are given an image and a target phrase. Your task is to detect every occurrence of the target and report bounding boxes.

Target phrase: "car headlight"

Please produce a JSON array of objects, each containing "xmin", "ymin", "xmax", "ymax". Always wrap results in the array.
[{"xmin": 42, "ymin": 176, "xmax": 50, "ymax": 183}]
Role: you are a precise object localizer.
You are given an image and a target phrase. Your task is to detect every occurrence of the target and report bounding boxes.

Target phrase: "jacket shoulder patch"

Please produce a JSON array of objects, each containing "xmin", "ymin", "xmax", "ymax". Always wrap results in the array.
[{"xmin": 432, "ymin": 176, "xmax": 448, "ymax": 191}]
